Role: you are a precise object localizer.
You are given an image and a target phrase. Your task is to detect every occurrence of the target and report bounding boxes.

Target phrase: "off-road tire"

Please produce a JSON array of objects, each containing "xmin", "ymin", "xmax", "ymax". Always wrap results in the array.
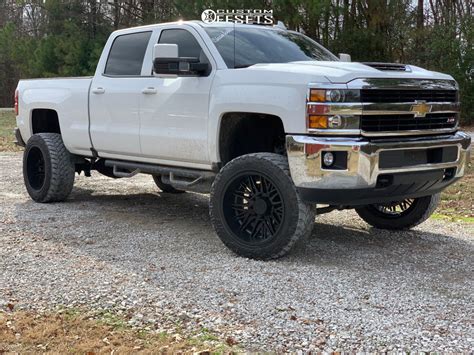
[
  {"xmin": 209, "ymin": 153, "xmax": 315, "ymax": 260},
  {"xmin": 23, "ymin": 133, "xmax": 75, "ymax": 203},
  {"xmin": 152, "ymin": 175, "xmax": 185, "ymax": 193},
  {"xmin": 355, "ymin": 194, "xmax": 440, "ymax": 230}
]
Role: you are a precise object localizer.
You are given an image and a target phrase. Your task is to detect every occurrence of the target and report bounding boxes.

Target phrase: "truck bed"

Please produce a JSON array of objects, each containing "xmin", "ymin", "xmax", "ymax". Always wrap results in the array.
[{"xmin": 16, "ymin": 77, "xmax": 94, "ymax": 157}]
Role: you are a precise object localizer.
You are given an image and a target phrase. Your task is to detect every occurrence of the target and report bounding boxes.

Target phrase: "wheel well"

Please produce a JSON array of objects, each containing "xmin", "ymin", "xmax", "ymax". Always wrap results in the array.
[
  {"xmin": 31, "ymin": 109, "xmax": 61, "ymax": 134},
  {"xmin": 218, "ymin": 112, "xmax": 286, "ymax": 165}
]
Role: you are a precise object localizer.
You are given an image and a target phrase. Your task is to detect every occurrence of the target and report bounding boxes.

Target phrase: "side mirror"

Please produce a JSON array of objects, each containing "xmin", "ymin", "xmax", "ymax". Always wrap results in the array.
[
  {"xmin": 153, "ymin": 43, "xmax": 209, "ymax": 76},
  {"xmin": 339, "ymin": 53, "xmax": 351, "ymax": 62}
]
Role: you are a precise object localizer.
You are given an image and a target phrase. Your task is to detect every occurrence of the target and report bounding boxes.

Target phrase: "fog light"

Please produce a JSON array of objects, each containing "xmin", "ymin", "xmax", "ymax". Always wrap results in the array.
[{"xmin": 323, "ymin": 152, "xmax": 334, "ymax": 167}]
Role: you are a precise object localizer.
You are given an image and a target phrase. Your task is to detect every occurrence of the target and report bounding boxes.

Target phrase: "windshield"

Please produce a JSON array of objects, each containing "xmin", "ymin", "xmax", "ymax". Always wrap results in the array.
[{"xmin": 204, "ymin": 27, "xmax": 338, "ymax": 68}]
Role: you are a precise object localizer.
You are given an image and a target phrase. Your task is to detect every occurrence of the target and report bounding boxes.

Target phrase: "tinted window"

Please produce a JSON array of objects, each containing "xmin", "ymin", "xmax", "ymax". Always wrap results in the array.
[
  {"xmin": 204, "ymin": 27, "xmax": 337, "ymax": 68},
  {"xmin": 105, "ymin": 31, "xmax": 152, "ymax": 75},
  {"xmin": 159, "ymin": 29, "xmax": 206, "ymax": 59}
]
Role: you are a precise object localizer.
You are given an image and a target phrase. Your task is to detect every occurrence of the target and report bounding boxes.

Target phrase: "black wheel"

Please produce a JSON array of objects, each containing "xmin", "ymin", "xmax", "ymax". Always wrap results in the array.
[
  {"xmin": 210, "ymin": 153, "xmax": 315, "ymax": 260},
  {"xmin": 355, "ymin": 194, "xmax": 440, "ymax": 230},
  {"xmin": 152, "ymin": 175, "xmax": 185, "ymax": 194},
  {"xmin": 23, "ymin": 133, "xmax": 75, "ymax": 203}
]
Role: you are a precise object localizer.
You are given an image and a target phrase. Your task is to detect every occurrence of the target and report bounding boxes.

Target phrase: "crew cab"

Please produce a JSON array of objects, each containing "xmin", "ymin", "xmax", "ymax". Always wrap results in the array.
[{"xmin": 14, "ymin": 21, "xmax": 471, "ymax": 259}]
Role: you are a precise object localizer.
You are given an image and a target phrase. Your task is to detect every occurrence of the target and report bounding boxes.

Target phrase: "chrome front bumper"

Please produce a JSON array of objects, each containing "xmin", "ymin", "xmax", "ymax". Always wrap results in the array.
[{"xmin": 286, "ymin": 131, "xmax": 471, "ymax": 205}]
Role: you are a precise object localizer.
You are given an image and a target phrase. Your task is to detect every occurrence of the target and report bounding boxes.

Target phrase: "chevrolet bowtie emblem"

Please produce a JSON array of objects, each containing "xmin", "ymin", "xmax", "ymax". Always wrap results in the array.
[{"xmin": 410, "ymin": 101, "xmax": 432, "ymax": 117}]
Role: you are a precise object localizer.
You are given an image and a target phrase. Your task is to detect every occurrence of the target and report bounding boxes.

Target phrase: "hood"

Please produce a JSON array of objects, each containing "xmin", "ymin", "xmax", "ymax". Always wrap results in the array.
[{"xmin": 245, "ymin": 61, "xmax": 454, "ymax": 84}]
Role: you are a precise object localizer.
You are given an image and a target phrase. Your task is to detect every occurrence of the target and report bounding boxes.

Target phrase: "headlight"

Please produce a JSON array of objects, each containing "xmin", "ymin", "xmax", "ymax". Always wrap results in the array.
[
  {"xmin": 308, "ymin": 89, "xmax": 360, "ymax": 103},
  {"xmin": 307, "ymin": 88, "xmax": 361, "ymax": 130},
  {"xmin": 307, "ymin": 114, "xmax": 359, "ymax": 130},
  {"xmin": 326, "ymin": 89, "xmax": 344, "ymax": 102}
]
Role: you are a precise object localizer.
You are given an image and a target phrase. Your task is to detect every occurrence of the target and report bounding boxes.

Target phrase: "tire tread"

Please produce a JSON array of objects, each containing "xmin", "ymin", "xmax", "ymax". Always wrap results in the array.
[
  {"xmin": 355, "ymin": 194, "xmax": 440, "ymax": 230},
  {"xmin": 209, "ymin": 153, "xmax": 315, "ymax": 260},
  {"xmin": 24, "ymin": 133, "xmax": 75, "ymax": 203}
]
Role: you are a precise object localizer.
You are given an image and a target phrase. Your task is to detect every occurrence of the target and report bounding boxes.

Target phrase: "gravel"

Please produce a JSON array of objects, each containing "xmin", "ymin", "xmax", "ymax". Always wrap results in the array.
[{"xmin": 1, "ymin": 152, "xmax": 473, "ymax": 351}]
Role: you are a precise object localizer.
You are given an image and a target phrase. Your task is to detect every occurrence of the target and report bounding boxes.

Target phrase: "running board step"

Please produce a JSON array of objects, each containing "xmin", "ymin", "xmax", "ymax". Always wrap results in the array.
[{"xmin": 104, "ymin": 159, "xmax": 215, "ymax": 193}]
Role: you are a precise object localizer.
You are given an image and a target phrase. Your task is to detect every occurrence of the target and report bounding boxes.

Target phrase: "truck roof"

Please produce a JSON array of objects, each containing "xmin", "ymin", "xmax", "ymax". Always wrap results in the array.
[
  {"xmin": 194, "ymin": 20, "xmax": 286, "ymax": 30},
  {"xmin": 112, "ymin": 20, "xmax": 287, "ymax": 35}
]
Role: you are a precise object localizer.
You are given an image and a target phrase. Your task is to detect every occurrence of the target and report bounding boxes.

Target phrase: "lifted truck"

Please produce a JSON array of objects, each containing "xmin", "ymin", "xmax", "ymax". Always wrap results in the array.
[{"xmin": 14, "ymin": 21, "xmax": 471, "ymax": 259}]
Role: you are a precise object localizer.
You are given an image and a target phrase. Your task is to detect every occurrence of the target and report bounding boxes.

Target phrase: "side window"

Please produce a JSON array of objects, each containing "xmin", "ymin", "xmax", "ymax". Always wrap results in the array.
[
  {"xmin": 158, "ymin": 29, "xmax": 208, "ymax": 62},
  {"xmin": 105, "ymin": 31, "xmax": 152, "ymax": 76}
]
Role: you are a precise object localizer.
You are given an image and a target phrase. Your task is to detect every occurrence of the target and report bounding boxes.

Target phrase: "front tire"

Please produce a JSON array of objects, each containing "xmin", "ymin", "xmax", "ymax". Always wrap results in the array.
[
  {"xmin": 209, "ymin": 153, "xmax": 315, "ymax": 260},
  {"xmin": 355, "ymin": 194, "xmax": 440, "ymax": 230},
  {"xmin": 23, "ymin": 133, "xmax": 75, "ymax": 203}
]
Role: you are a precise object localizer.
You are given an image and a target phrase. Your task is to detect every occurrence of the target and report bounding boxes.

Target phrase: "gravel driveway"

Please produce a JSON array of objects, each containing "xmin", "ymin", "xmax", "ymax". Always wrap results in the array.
[{"xmin": 1, "ymin": 152, "xmax": 473, "ymax": 352}]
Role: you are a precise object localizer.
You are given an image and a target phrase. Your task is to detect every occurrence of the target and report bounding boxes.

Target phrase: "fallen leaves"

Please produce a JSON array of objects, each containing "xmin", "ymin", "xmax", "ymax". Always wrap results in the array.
[
  {"xmin": 225, "ymin": 336, "xmax": 238, "ymax": 346},
  {"xmin": 0, "ymin": 310, "xmax": 233, "ymax": 353}
]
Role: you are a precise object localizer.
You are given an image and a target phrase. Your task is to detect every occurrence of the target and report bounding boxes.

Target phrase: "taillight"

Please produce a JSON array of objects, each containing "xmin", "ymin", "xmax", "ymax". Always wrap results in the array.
[{"xmin": 14, "ymin": 90, "xmax": 19, "ymax": 116}]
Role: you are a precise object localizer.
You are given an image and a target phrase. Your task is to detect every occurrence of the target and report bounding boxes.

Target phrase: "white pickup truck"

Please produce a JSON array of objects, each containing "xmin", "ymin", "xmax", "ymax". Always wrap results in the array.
[{"xmin": 15, "ymin": 21, "xmax": 471, "ymax": 259}]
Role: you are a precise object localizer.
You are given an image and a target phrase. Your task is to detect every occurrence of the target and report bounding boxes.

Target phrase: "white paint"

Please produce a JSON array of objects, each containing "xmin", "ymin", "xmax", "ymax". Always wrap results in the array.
[
  {"xmin": 15, "ymin": 21, "xmax": 458, "ymax": 168},
  {"xmin": 154, "ymin": 43, "xmax": 178, "ymax": 59}
]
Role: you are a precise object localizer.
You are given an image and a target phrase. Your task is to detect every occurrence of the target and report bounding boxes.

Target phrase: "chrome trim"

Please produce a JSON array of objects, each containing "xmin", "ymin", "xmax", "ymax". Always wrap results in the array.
[
  {"xmin": 306, "ymin": 101, "xmax": 459, "ymax": 137},
  {"xmin": 286, "ymin": 131, "xmax": 471, "ymax": 190},
  {"xmin": 308, "ymin": 128, "xmax": 361, "ymax": 135},
  {"xmin": 346, "ymin": 78, "xmax": 458, "ymax": 90},
  {"xmin": 309, "ymin": 79, "xmax": 458, "ymax": 91},
  {"xmin": 363, "ymin": 102, "xmax": 459, "ymax": 114},
  {"xmin": 361, "ymin": 127, "xmax": 458, "ymax": 137},
  {"xmin": 306, "ymin": 79, "xmax": 460, "ymax": 137},
  {"xmin": 307, "ymin": 101, "xmax": 460, "ymax": 116}
]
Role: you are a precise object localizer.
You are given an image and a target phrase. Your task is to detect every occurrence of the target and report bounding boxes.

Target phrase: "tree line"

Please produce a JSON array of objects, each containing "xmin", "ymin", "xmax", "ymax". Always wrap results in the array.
[{"xmin": 0, "ymin": 0, "xmax": 472, "ymax": 123}]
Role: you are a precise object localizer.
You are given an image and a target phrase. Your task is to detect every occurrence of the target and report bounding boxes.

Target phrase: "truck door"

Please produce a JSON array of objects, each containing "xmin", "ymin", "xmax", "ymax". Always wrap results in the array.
[
  {"xmin": 89, "ymin": 31, "xmax": 152, "ymax": 157},
  {"xmin": 139, "ymin": 27, "xmax": 214, "ymax": 167}
]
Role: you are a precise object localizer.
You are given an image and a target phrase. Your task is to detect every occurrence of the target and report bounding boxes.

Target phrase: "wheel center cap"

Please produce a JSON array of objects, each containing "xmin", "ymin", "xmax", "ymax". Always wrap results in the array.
[{"xmin": 254, "ymin": 199, "xmax": 268, "ymax": 215}]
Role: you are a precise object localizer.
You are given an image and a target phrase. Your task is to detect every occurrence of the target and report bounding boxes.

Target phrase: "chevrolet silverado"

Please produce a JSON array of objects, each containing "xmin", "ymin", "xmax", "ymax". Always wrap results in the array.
[{"xmin": 14, "ymin": 21, "xmax": 471, "ymax": 259}]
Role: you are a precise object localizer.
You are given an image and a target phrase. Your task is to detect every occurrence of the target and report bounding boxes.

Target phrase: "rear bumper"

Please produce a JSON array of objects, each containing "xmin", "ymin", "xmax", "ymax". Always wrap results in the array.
[{"xmin": 286, "ymin": 131, "xmax": 471, "ymax": 205}]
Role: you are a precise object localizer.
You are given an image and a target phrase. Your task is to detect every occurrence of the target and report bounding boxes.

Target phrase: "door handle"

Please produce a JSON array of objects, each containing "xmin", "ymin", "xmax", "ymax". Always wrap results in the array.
[
  {"xmin": 142, "ymin": 87, "xmax": 157, "ymax": 95},
  {"xmin": 92, "ymin": 87, "xmax": 105, "ymax": 94}
]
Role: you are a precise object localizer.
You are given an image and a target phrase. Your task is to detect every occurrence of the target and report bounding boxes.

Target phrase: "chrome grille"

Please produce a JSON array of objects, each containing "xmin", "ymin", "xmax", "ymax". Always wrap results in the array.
[
  {"xmin": 361, "ymin": 113, "xmax": 458, "ymax": 132},
  {"xmin": 361, "ymin": 89, "xmax": 457, "ymax": 103}
]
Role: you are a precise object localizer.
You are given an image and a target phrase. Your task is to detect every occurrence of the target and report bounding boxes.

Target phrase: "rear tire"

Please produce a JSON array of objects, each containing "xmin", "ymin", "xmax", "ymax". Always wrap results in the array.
[
  {"xmin": 152, "ymin": 175, "xmax": 185, "ymax": 194},
  {"xmin": 23, "ymin": 133, "xmax": 75, "ymax": 203},
  {"xmin": 209, "ymin": 153, "xmax": 315, "ymax": 260},
  {"xmin": 355, "ymin": 194, "xmax": 440, "ymax": 230}
]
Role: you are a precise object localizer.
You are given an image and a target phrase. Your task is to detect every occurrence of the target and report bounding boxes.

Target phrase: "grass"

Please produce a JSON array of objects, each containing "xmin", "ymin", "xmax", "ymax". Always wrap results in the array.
[
  {"xmin": 436, "ymin": 154, "xmax": 473, "ymax": 221},
  {"xmin": 0, "ymin": 309, "xmax": 231, "ymax": 353},
  {"xmin": 431, "ymin": 212, "xmax": 474, "ymax": 223},
  {"xmin": 0, "ymin": 110, "xmax": 21, "ymax": 152}
]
